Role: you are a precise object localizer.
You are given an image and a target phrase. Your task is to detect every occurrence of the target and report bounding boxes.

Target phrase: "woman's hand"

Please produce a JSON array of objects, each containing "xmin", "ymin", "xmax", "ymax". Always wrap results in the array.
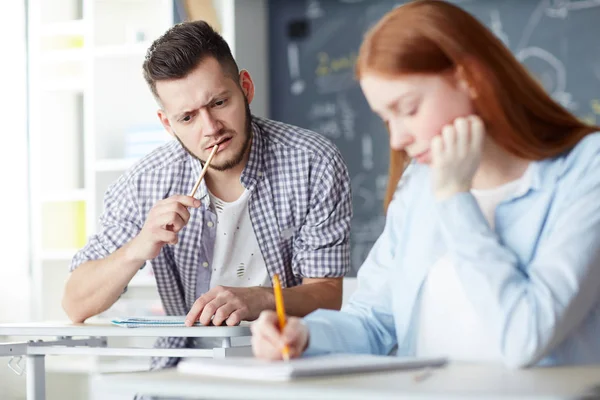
[
  {"xmin": 431, "ymin": 115, "xmax": 485, "ymax": 200},
  {"xmin": 251, "ymin": 310, "xmax": 309, "ymax": 360}
]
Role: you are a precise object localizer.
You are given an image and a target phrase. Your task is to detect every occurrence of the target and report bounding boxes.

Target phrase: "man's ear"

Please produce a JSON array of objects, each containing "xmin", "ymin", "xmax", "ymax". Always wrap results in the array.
[
  {"xmin": 239, "ymin": 69, "xmax": 255, "ymax": 104},
  {"xmin": 157, "ymin": 109, "xmax": 175, "ymax": 138}
]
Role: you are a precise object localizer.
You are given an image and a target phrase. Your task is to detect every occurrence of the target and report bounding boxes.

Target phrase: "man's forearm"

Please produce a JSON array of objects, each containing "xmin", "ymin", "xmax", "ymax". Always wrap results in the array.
[
  {"xmin": 62, "ymin": 240, "xmax": 144, "ymax": 323},
  {"xmin": 280, "ymin": 278, "xmax": 343, "ymax": 317}
]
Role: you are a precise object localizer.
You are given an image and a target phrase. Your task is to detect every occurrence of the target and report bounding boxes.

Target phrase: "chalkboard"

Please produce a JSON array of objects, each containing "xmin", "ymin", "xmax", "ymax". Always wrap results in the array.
[{"xmin": 268, "ymin": 0, "xmax": 600, "ymax": 275}]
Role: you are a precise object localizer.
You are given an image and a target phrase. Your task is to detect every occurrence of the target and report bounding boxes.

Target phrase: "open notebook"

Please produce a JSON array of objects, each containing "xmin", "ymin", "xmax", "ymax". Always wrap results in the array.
[{"xmin": 177, "ymin": 354, "xmax": 447, "ymax": 381}]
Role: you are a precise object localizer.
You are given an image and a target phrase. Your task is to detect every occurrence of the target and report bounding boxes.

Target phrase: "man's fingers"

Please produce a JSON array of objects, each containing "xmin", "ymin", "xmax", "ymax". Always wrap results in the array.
[
  {"xmin": 165, "ymin": 195, "xmax": 200, "ymax": 208},
  {"xmin": 186, "ymin": 291, "xmax": 217, "ymax": 326},
  {"xmin": 157, "ymin": 230, "xmax": 178, "ymax": 246},
  {"xmin": 199, "ymin": 296, "xmax": 228, "ymax": 326},
  {"xmin": 212, "ymin": 303, "xmax": 238, "ymax": 326},
  {"xmin": 226, "ymin": 309, "xmax": 244, "ymax": 326},
  {"xmin": 157, "ymin": 212, "xmax": 186, "ymax": 233}
]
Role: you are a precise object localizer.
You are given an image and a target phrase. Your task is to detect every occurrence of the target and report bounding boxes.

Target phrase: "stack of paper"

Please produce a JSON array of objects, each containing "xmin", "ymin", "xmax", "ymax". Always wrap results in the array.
[{"xmin": 177, "ymin": 354, "xmax": 447, "ymax": 381}]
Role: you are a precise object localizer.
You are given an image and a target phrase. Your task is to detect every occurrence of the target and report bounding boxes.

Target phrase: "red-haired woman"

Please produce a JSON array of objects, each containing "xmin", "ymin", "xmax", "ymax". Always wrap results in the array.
[{"xmin": 252, "ymin": 0, "xmax": 600, "ymax": 368}]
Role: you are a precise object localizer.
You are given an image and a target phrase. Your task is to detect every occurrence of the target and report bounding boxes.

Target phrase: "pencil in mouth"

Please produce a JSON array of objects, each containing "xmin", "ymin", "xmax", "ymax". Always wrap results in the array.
[{"xmin": 189, "ymin": 144, "xmax": 219, "ymax": 197}]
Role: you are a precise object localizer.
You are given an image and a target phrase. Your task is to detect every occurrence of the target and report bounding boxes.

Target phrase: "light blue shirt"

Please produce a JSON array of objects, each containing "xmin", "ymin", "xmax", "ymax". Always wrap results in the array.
[{"xmin": 304, "ymin": 132, "xmax": 600, "ymax": 368}]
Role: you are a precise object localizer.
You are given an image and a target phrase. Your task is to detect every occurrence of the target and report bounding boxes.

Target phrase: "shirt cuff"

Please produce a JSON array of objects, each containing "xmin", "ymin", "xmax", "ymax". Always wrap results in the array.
[
  {"xmin": 302, "ymin": 309, "xmax": 337, "ymax": 357},
  {"xmin": 435, "ymin": 191, "xmax": 493, "ymax": 249}
]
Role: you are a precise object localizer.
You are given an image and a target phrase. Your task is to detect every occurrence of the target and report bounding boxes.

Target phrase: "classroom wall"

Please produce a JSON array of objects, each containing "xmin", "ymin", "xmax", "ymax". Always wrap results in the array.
[
  {"xmin": 212, "ymin": 0, "xmax": 270, "ymax": 118},
  {"xmin": 0, "ymin": 1, "xmax": 30, "ymax": 399}
]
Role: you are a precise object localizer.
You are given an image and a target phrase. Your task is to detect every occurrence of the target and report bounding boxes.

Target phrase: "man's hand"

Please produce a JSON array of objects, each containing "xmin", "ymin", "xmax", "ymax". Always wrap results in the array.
[
  {"xmin": 431, "ymin": 115, "xmax": 485, "ymax": 200},
  {"xmin": 127, "ymin": 195, "xmax": 200, "ymax": 263},
  {"xmin": 185, "ymin": 286, "xmax": 273, "ymax": 327}
]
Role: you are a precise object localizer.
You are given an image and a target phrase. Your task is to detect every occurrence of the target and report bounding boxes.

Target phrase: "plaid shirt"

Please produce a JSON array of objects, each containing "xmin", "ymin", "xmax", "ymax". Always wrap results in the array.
[{"xmin": 71, "ymin": 116, "xmax": 352, "ymax": 369}]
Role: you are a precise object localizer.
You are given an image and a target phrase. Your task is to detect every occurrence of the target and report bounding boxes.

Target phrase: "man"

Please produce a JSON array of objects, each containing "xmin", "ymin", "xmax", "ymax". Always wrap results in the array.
[{"xmin": 62, "ymin": 20, "xmax": 352, "ymax": 369}]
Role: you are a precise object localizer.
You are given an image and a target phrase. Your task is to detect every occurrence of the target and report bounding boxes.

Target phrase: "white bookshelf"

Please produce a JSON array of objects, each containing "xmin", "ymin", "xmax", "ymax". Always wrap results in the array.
[
  {"xmin": 29, "ymin": 0, "xmax": 173, "ymax": 322},
  {"xmin": 28, "ymin": 1, "xmax": 173, "ymax": 397}
]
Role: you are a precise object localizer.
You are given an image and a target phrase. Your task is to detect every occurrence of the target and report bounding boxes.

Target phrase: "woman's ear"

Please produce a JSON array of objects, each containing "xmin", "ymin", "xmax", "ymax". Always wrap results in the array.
[{"xmin": 455, "ymin": 65, "xmax": 478, "ymax": 99}]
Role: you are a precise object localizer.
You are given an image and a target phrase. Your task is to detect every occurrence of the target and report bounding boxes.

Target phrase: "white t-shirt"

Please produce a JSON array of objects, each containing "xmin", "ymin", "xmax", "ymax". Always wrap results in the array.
[
  {"xmin": 208, "ymin": 189, "xmax": 271, "ymax": 289},
  {"xmin": 416, "ymin": 171, "xmax": 530, "ymax": 362},
  {"xmin": 192, "ymin": 189, "xmax": 269, "ymax": 349}
]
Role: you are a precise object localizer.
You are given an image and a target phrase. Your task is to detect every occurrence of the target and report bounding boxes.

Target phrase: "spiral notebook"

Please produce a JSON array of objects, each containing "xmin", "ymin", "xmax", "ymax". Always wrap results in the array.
[
  {"xmin": 177, "ymin": 354, "xmax": 447, "ymax": 381},
  {"xmin": 111, "ymin": 316, "xmax": 201, "ymax": 328}
]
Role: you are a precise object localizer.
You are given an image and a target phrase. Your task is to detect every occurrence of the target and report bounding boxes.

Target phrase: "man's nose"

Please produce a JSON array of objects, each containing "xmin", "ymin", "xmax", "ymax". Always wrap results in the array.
[{"xmin": 200, "ymin": 109, "xmax": 221, "ymax": 136}]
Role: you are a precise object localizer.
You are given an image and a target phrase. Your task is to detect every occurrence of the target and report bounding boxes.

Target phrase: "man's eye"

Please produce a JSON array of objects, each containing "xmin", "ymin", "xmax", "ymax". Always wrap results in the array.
[
  {"xmin": 182, "ymin": 115, "xmax": 191, "ymax": 122},
  {"xmin": 213, "ymin": 99, "xmax": 227, "ymax": 107}
]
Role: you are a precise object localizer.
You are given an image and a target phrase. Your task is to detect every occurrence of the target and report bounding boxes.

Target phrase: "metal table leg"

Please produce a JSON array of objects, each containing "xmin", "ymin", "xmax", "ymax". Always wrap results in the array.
[
  {"xmin": 26, "ymin": 354, "xmax": 46, "ymax": 400},
  {"xmin": 221, "ymin": 337, "xmax": 231, "ymax": 348}
]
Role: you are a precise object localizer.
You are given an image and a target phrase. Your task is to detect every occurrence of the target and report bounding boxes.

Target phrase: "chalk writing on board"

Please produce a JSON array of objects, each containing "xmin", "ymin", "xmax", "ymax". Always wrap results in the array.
[
  {"xmin": 516, "ymin": 47, "xmax": 575, "ymax": 110},
  {"xmin": 337, "ymin": 94, "xmax": 356, "ymax": 141},
  {"xmin": 582, "ymin": 99, "xmax": 600, "ymax": 124},
  {"xmin": 287, "ymin": 43, "xmax": 305, "ymax": 96},
  {"xmin": 362, "ymin": 135, "xmax": 374, "ymax": 171},
  {"xmin": 306, "ymin": 0, "xmax": 325, "ymax": 19},
  {"xmin": 308, "ymin": 101, "xmax": 336, "ymax": 119},
  {"xmin": 546, "ymin": 0, "xmax": 600, "ymax": 18},
  {"xmin": 352, "ymin": 217, "xmax": 386, "ymax": 244},
  {"xmin": 352, "ymin": 173, "xmax": 377, "ymax": 210},
  {"xmin": 489, "ymin": 9, "xmax": 510, "ymax": 46},
  {"xmin": 352, "ymin": 173, "xmax": 388, "ymax": 211},
  {"xmin": 309, "ymin": 118, "xmax": 341, "ymax": 139},
  {"xmin": 513, "ymin": 0, "xmax": 581, "ymax": 110}
]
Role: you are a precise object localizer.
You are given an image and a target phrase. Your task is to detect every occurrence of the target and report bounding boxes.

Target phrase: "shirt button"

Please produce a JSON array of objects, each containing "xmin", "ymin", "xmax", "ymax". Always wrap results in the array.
[
  {"xmin": 207, "ymin": 221, "xmax": 214, "ymax": 228},
  {"xmin": 202, "ymin": 262, "xmax": 209, "ymax": 268},
  {"xmin": 257, "ymin": 171, "xmax": 263, "ymax": 177}
]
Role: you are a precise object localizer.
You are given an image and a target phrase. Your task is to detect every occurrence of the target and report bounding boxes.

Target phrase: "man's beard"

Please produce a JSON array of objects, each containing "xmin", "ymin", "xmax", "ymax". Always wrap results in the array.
[{"xmin": 175, "ymin": 99, "xmax": 253, "ymax": 172}]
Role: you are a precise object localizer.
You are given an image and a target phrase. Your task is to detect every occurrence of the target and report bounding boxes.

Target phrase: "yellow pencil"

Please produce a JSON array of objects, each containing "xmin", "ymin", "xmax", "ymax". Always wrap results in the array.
[{"xmin": 272, "ymin": 273, "xmax": 290, "ymax": 361}]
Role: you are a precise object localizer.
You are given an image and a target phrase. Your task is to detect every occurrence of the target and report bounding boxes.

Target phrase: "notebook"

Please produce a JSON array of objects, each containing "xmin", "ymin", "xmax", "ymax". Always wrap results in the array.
[
  {"xmin": 177, "ymin": 354, "xmax": 447, "ymax": 381},
  {"xmin": 111, "ymin": 316, "xmax": 201, "ymax": 328}
]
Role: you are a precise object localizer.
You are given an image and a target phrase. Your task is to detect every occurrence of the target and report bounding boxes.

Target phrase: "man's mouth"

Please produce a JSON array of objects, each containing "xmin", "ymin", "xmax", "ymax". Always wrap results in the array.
[{"xmin": 206, "ymin": 137, "xmax": 232, "ymax": 150}]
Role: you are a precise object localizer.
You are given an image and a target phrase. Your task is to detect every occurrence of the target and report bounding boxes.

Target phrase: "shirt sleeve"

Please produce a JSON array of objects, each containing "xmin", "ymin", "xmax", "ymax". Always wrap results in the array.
[
  {"xmin": 435, "ymin": 154, "xmax": 600, "ymax": 368},
  {"xmin": 301, "ymin": 171, "xmax": 412, "ymax": 356},
  {"xmin": 292, "ymin": 149, "xmax": 352, "ymax": 278},
  {"xmin": 70, "ymin": 175, "xmax": 143, "ymax": 272}
]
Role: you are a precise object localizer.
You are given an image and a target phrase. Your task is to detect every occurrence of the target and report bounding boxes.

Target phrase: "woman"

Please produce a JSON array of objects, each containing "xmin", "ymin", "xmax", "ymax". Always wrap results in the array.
[{"xmin": 251, "ymin": 0, "xmax": 600, "ymax": 368}]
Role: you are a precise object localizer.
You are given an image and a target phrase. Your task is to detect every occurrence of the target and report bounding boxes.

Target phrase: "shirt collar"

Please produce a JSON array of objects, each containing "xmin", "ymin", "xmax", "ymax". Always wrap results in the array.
[{"xmin": 506, "ymin": 152, "xmax": 567, "ymax": 201}]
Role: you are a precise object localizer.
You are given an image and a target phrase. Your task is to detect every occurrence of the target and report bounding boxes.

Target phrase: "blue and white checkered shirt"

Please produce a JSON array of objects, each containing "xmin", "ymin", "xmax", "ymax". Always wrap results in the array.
[{"xmin": 71, "ymin": 116, "xmax": 352, "ymax": 368}]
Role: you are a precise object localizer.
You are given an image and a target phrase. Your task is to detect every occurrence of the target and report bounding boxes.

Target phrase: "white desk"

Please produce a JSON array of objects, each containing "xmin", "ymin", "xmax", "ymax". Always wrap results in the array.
[
  {"xmin": 95, "ymin": 362, "xmax": 600, "ymax": 400},
  {"xmin": 0, "ymin": 320, "xmax": 251, "ymax": 400}
]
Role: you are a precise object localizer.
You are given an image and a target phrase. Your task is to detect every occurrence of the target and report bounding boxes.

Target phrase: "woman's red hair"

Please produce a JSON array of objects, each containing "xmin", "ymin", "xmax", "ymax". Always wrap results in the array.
[{"xmin": 356, "ymin": 0, "xmax": 599, "ymax": 211}]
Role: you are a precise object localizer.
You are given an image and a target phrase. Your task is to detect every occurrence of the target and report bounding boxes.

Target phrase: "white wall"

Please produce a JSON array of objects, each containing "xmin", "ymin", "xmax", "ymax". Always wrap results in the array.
[{"xmin": 0, "ymin": 1, "xmax": 30, "ymax": 398}]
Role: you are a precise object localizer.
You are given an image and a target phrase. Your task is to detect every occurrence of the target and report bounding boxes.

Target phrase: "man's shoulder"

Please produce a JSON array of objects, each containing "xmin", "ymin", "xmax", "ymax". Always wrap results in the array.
[
  {"xmin": 109, "ymin": 140, "xmax": 190, "ymax": 198},
  {"xmin": 123, "ymin": 140, "xmax": 188, "ymax": 181},
  {"xmin": 254, "ymin": 116, "xmax": 342, "ymax": 162}
]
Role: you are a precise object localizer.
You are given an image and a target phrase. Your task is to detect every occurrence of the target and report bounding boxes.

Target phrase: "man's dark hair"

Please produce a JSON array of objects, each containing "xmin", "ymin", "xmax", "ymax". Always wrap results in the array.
[{"xmin": 143, "ymin": 20, "xmax": 239, "ymax": 100}]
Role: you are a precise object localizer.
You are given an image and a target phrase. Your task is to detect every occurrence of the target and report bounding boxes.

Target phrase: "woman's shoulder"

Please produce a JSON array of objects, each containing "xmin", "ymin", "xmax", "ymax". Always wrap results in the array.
[
  {"xmin": 560, "ymin": 131, "xmax": 600, "ymax": 178},
  {"xmin": 549, "ymin": 131, "xmax": 600, "ymax": 196}
]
